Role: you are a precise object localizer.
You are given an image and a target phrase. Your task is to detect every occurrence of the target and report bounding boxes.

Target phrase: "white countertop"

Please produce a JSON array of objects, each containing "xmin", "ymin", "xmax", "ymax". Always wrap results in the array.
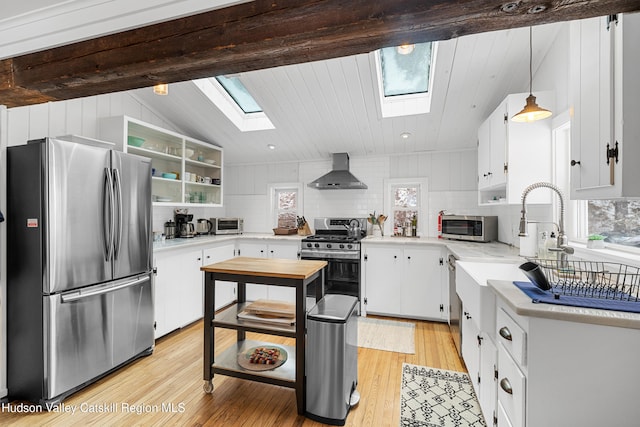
[
  {"xmin": 153, "ymin": 233, "xmax": 304, "ymax": 252},
  {"xmin": 489, "ymin": 279, "xmax": 640, "ymax": 330},
  {"xmin": 362, "ymin": 236, "xmax": 522, "ymax": 261}
]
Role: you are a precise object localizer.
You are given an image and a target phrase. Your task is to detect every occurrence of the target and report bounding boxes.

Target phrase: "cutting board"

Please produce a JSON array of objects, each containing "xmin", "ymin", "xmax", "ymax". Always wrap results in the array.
[{"xmin": 244, "ymin": 299, "xmax": 296, "ymax": 318}]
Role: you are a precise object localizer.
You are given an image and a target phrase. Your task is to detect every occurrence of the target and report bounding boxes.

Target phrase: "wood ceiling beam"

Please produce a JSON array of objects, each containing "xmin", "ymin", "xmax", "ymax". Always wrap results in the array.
[{"xmin": 1, "ymin": 0, "xmax": 639, "ymax": 108}]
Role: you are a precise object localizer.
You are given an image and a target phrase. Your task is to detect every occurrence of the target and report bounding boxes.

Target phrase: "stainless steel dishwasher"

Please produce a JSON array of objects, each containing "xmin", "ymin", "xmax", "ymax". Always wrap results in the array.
[
  {"xmin": 448, "ymin": 253, "xmax": 463, "ymax": 357},
  {"xmin": 306, "ymin": 294, "xmax": 359, "ymax": 426}
]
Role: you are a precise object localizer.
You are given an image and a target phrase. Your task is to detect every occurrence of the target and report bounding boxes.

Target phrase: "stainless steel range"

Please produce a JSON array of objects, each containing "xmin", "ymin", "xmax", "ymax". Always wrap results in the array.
[{"xmin": 300, "ymin": 218, "xmax": 366, "ymax": 307}]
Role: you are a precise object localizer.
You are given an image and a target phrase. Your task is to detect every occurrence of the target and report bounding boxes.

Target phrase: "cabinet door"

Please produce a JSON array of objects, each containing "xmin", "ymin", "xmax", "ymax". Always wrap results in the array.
[
  {"xmin": 479, "ymin": 334, "xmax": 497, "ymax": 424},
  {"xmin": 179, "ymin": 250, "xmax": 206, "ymax": 326},
  {"xmin": 402, "ymin": 247, "xmax": 443, "ymax": 319},
  {"xmin": 152, "ymin": 256, "xmax": 169, "ymax": 338},
  {"xmin": 266, "ymin": 241, "xmax": 299, "ymax": 302},
  {"xmin": 477, "ymin": 119, "xmax": 492, "ymax": 189},
  {"xmin": 461, "ymin": 306, "xmax": 481, "ymax": 395},
  {"xmin": 488, "ymin": 99, "xmax": 507, "ymax": 188},
  {"xmin": 570, "ymin": 16, "xmax": 614, "ymax": 197},
  {"xmin": 155, "ymin": 249, "xmax": 203, "ymax": 337},
  {"xmin": 363, "ymin": 246, "xmax": 402, "ymax": 315},
  {"xmin": 237, "ymin": 242, "xmax": 269, "ymax": 301},
  {"xmin": 203, "ymin": 244, "xmax": 237, "ymax": 310}
]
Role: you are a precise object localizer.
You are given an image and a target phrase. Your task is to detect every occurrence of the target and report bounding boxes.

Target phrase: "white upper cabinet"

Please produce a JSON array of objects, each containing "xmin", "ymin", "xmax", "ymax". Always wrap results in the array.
[
  {"xmin": 477, "ymin": 92, "xmax": 553, "ymax": 205},
  {"xmin": 99, "ymin": 116, "xmax": 224, "ymax": 206},
  {"xmin": 569, "ymin": 13, "xmax": 640, "ymax": 199}
]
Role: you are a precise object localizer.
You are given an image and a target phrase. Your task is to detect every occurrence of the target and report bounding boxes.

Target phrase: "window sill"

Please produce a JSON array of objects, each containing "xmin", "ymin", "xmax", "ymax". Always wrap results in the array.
[{"xmin": 570, "ymin": 241, "xmax": 640, "ymax": 268}]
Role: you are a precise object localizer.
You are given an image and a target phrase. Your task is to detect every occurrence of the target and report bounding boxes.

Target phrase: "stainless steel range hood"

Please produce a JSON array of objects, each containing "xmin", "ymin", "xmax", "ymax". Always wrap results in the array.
[{"xmin": 308, "ymin": 153, "xmax": 368, "ymax": 190}]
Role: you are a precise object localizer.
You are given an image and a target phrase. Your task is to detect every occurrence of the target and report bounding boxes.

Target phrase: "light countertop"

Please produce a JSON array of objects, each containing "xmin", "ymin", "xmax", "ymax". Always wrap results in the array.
[
  {"xmin": 489, "ymin": 279, "xmax": 640, "ymax": 330},
  {"xmin": 153, "ymin": 233, "xmax": 304, "ymax": 252}
]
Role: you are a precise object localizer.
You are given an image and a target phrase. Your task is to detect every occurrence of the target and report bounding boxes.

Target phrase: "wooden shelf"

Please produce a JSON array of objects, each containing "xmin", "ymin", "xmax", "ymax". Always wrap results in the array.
[
  {"xmin": 212, "ymin": 339, "xmax": 296, "ymax": 387},
  {"xmin": 213, "ymin": 302, "xmax": 297, "ymax": 338}
]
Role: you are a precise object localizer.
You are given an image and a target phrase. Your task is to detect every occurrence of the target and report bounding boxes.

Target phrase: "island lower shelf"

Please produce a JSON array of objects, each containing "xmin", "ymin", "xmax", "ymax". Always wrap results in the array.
[
  {"xmin": 213, "ymin": 339, "xmax": 296, "ymax": 388},
  {"xmin": 213, "ymin": 302, "xmax": 297, "ymax": 338}
]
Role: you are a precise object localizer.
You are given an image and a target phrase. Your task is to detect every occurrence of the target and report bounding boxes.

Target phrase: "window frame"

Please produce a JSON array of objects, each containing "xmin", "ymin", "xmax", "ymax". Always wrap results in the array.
[
  {"xmin": 383, "ymin": 178, "xmax": 429, "ymax": 237},
  {"xmin": 268, "ymin": 183, "xmax": 304, "ymax": 229}
]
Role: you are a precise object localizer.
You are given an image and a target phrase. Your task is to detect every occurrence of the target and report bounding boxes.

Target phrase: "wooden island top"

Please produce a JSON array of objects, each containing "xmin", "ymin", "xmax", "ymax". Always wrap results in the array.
[{"xmin": 201, "ymin": 256, "xmax": 327, "ymax": 280}]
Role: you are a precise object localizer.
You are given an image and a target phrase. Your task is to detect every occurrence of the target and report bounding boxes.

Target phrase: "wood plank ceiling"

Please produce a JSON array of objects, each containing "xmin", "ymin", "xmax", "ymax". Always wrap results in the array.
[
  {"xmin": 1, "ymin": 0, "xmax": 639, "ymax": 164},
  {"xmin": 1, "ymin": 0, "xmax": 639, "ymax": 107}
]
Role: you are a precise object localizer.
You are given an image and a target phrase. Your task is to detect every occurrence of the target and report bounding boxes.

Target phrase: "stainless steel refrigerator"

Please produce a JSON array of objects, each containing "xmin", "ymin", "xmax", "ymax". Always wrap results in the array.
[{"xmin": 7, "ymin": 137, "xmax": 154, "ymax": 406}]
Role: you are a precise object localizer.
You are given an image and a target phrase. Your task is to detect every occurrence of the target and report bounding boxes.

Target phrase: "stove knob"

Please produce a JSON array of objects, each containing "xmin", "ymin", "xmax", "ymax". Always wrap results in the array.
[
  {"xmin": 339, "ymin": 244, "xmax": 345, "ymax": 249},
  {"xmin": 314, "ymin": 243, "xmax": 320, "ymax": 248},
  {"xmin": 306, "ymin": 243, "xmax": 312, "ymax": 248},
  {"xmin": 347, "ymin": 244, "xmax": 353, "ymax": 249},
  {"xmin": 326, "ymin": 244, "xmax": 332, "ymax": 249}
]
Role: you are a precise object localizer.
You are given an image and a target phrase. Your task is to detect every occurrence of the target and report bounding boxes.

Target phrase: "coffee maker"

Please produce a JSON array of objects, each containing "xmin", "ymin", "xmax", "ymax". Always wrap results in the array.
[{"xmin": 175, "ymin": 212, "xmax": 195, "ymax": 238}]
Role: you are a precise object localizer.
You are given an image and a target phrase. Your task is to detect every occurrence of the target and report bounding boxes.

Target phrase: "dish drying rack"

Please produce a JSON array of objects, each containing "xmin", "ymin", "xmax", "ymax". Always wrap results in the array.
[{"xmin": 528, "ymin": 259, "xmax": 640, "ymax": 302}]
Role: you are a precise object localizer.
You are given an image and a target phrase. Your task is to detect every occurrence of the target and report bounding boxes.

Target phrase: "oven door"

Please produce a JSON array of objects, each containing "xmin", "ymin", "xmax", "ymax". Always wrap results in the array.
[{"xmin": 300, "ymin": 253, "xmax": 361, "ymax": 301}]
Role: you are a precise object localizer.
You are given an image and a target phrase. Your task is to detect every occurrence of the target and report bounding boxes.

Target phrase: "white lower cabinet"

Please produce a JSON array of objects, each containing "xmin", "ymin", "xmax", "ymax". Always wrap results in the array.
[
  {"xmin": 203, "ymin": 244, "xmax": 237, "ymax": 310},
  {"xmin": 363, "ymin": 244, "xmax": 446, "ymax": 320},
  {"xmin": 154, "ymin": 248, "xmax": 204, "ymax": 338},
  {"xmin": 237, "ymin": 240, "xmax": 300, "ymax": 302},
  {"xmin": 494, "ymin": 297, "xmax": 640, "ymax": 427}
]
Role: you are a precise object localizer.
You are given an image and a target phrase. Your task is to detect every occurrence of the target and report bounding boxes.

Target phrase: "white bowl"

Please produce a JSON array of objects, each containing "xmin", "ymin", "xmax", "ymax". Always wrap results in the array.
[
  {"xmin": 184, "ymin": 148, "xmax": 195, "ymax": 158},
  {"xmin": 204, "ymin": 159, "xmax": 216, "ymax": 165}
]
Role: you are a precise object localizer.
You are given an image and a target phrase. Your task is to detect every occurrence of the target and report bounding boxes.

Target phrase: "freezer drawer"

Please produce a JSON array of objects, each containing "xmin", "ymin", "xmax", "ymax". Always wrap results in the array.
[{"xmin": 45, "ymin": 274, "xmax": 154, "ymax": 400}]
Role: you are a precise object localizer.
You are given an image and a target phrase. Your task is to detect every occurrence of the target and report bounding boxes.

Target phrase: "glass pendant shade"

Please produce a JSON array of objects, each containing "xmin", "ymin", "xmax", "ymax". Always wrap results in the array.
[
  {"xmin": 153, "ymin": 83, "xmax": 169, "ymax": 95},
  {"xmin": 511, "ymin": 94, "xmax": 552, "ymax": 122}
]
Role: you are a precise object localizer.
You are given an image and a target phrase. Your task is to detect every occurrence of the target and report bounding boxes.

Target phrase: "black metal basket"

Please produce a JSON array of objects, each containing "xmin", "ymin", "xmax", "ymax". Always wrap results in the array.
[{"xmin": 526, "ymin": 258, "xmax": 640, "ymax": 302}]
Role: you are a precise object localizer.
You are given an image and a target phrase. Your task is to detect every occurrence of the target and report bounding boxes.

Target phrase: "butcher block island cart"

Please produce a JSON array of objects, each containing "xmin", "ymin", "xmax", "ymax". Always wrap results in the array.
[{"xmin": 201, "ymin": 257, "xmax": 327, "ymax": 415}]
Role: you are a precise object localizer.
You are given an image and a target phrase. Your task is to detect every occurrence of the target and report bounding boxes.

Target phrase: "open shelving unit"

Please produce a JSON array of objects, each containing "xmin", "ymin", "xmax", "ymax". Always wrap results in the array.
[{"xmin": 99, "ymin": 115, "xmax": 223, "ymax": 206}]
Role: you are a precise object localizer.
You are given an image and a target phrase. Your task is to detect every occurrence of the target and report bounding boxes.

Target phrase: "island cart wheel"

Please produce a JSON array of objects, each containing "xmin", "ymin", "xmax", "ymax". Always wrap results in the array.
[{"xmin": 203, "ymin": 380, "xmax": 214, "ymax": 393}]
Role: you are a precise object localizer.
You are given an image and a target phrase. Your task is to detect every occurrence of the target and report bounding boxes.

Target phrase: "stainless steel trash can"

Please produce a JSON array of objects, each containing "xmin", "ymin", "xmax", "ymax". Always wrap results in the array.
[{"xmin": 306, "ymin": 294, "xmax": 359, "ymax": 426}]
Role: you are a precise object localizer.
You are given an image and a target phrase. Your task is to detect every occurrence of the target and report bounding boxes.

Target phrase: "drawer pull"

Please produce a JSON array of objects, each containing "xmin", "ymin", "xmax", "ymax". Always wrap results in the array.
[
  {"xmin": 500, "ymin": 378, "xmax": 513, "ymax": 395},
  {"xmin": 499, "ymin": 326, "xmax": 513, "ymax": 341}
]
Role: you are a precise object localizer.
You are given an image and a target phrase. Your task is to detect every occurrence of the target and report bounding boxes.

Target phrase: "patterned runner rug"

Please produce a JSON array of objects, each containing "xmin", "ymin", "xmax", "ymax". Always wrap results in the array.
[
  {"xmin": 400, "ymin": 364, "xmax": 486, "ymax": 427},
  {"xmin": 357, "ymin": 317, "xmax": 415, "ymax": 354}
]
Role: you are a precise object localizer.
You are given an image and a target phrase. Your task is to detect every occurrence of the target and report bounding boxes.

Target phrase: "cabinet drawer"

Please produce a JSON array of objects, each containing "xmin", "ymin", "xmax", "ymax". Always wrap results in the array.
[
  {"xmin": 498, "ymin": 344, "xmax": 526, "ymax": 427},
  {"xmin": 497, "ymin": 400, "xmax": 514, "ymax": 427},
  {"xmin": 497, "ymin": 308, "xmax": 527, "ymax": 366}
]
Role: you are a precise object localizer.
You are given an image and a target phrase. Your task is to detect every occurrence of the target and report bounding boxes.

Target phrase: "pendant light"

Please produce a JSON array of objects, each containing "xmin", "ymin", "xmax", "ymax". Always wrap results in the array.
[{"xmin": 512, "ymin": 27, "xmax": 552, "ymax": 122}]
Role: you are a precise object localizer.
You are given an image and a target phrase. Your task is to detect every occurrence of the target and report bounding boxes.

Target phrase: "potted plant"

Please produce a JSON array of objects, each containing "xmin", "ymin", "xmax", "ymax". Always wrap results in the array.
[{"xmin": 587, "ymin": 234, "xmax": 606, "ymax": 249}]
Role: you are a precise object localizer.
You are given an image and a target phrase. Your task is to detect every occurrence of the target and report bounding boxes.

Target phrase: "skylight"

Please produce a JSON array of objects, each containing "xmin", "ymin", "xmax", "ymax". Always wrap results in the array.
[
  {"xmin": 374, "ymin": 42, "xmax": 437, "ymax": 118},
  {"xmin": 380, "ymin": 43, "xmax": 432, "ymax": 97},
  {"xmin": 192, "ymin": 76, "xmax": 274, "ymax": 132},
  {"xmin": 215, "ymin": 75, "xmax": 263, "ymax": 113}
]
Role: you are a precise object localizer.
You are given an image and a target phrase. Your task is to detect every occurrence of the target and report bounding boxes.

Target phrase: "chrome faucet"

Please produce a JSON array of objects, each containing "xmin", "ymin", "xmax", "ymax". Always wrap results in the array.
[{"xmin": 519, "ymin": 182, "xmax": 574, "ymax": 263}]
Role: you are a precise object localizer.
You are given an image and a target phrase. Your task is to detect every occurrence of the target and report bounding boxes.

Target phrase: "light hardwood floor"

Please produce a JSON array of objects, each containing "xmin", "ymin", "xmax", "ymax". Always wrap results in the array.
[{"xmin": 2, "ymin": 316, "xmax": 466, "ymax": 426}]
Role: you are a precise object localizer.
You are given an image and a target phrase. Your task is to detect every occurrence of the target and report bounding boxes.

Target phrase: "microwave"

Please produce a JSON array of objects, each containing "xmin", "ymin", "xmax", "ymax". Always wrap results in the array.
[
  {"xmin": 441, "ymin": 215, "xmax": 498, "ymax": 242},
  {"xmin": 210, "ymin": 218, "xmax": 243, "ymax": 235}
]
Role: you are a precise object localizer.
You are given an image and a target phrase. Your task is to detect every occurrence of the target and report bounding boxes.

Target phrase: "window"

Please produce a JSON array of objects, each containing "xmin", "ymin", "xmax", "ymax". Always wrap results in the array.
[
  {"xmin": 215, "ymin": 75, "xmax": 263, "ymax": 113},
  {"xmin": 384, "ymin": 178, "xmax": 428, "ymax": 236},
  {"xmin": 374, "ymin": 42, "xmax": 438, "ymax": 118},
  {"xmin": 269, "ymin": 183, "xmax": 303, "ymax": 229},
  {"xmin": 191, "ymin": 77, "xmax": 275, "ymax": 132},
  {"xmin": 552, "ymin": 118, "xmax": 640, "ymax": 250}
]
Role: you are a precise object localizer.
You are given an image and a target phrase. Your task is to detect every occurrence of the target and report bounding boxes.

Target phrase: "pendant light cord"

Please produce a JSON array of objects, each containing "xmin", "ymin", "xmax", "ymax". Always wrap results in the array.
[{"xmin": 528, "ymin": 26, "xmax": 533, "ymax": 95}]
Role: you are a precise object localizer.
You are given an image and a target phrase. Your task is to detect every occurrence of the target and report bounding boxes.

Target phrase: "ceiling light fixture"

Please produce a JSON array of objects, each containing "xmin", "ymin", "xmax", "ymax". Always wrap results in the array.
[
  {"xmin": 400, "ymin": 132, "xmax": 411, "ymax": 139},
  {"xmin": 512, "ymin": 27, "xmax": 552, "ymax": 123},
  {"xmin": 396, "ymin": 44, "xmax": 415, "ymax": 55},
  {"xmin": 153, "ymin": 83, "xmax": 169, "ymax": 96},
  {"xmin": 267, "ymin": 144, "xmax": 276, "ymax": 150}
]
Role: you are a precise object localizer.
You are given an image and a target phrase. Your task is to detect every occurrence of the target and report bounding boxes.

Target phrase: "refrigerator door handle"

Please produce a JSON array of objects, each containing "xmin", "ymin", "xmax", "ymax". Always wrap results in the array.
[
  {"xmin": 61, "ymin": 276, "xmax": 149, "ymax": 303},
  {"xmin": 113, "ymin": 168, "xmax": 123, "ymax": 260},
  {"xmin": 104, "ymin": 167, "xmax": 115, "ymax": 262}
]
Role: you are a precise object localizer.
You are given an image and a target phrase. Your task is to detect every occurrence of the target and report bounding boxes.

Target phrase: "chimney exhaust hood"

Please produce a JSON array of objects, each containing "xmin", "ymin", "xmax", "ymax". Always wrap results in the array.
[{"xmin": 308, "ymin": 153, "xmax": 368, "ymax": 190}]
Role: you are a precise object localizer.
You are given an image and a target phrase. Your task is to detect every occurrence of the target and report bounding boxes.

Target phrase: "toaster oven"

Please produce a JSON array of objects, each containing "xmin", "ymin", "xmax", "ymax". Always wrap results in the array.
[{"xmin": 210, "ymin": 218, "xmax": 243, "ymax": 235}]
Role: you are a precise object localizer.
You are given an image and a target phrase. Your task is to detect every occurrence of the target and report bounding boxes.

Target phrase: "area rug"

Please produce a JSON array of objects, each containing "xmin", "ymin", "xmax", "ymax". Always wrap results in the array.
[
  {"xmin": 357, "ymin": 317, "xmax": 415, "ymax": 354},
  {"xmin": 400, "ymin": 364, "xmax": 486, "ymax": 427}
]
